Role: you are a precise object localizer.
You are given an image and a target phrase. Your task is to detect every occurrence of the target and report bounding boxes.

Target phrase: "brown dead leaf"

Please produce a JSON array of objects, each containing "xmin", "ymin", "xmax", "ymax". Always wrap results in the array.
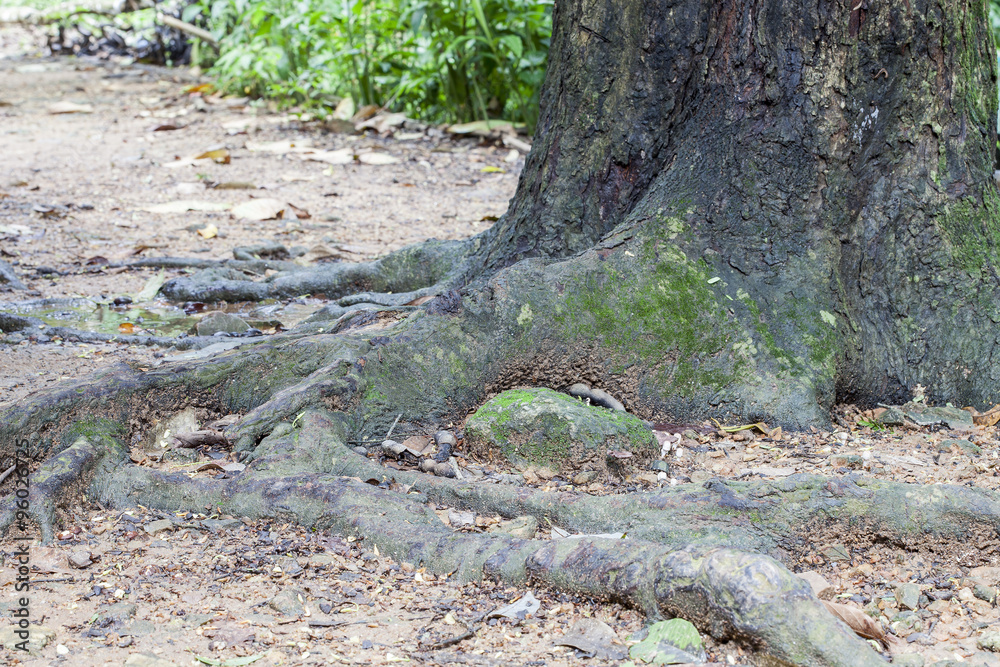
[
  {"xmin": 194, "ymin": 148, "xmax": 230, "ymax": 164},
  {"xmin": 197, "ymin": 223, "xmax": 218, "ymax": 239},
  {"xmin": 822, "ymin": 600, "xmax": 886, "ymax": 647},
  {"xmin": 965, "ymin": 404, "xmax": 1000, "ymax": 427},
  {"xmin": 231, "ymin": 198, "xmax": 287, "ymax": 221},
  {"xmin": 400, "ymin": 436, "xmax": 433, "ymax": 457},
  {"xmin": 118, "ymin": 322, "xmax": 135, "ymax": 334}
]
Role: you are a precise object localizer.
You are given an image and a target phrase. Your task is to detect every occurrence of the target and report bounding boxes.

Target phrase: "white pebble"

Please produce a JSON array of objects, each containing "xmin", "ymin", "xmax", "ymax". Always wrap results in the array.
[
  {"xmin": 675, "ymin": 447, "xmax": 685, "ymax": 459},
  {"xmin": 657, "ymin": 471, "xmax": 667, "ymax": 482},
  {"xmin": 57, "ymin": 645, "xmax": 69, "ymax": 656}
]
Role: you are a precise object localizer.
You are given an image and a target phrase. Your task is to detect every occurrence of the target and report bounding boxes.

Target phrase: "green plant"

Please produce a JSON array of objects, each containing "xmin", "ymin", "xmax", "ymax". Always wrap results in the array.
[{"xmin": 187, "ymin": 0, "xmax": 551, "ymax": 130}]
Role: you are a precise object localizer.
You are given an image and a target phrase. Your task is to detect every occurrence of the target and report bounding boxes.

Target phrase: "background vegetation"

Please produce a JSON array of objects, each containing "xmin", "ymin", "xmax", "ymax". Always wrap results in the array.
[{"xmin": 184, "ymin": 0, "xmax": 552, "ymax": 130}]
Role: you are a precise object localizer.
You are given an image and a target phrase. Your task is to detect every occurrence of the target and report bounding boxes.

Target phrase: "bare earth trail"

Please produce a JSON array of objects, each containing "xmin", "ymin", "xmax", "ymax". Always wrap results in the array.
[
  {"xmin": 3, "ymin": 21, "xmax": 1000, "ymax": 667},
  {"xmin": 0, "ymin": 24, "xmax": 654, "ymax": 667}
]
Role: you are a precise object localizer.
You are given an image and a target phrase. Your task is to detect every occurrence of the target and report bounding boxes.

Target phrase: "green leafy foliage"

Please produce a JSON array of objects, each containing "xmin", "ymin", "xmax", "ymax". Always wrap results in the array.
[{"xmin": 187, "ymin": 0, "xmax": 551, "ymax": 130}]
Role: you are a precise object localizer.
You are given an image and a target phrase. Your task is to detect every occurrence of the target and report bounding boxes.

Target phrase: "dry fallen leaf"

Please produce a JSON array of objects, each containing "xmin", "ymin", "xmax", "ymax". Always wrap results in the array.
[
  {"xmin": 246, "ymin": 139, "xmax": 314, "ymax": 154},
  {"xmin": 193, "ymin": 148, "xmax": 230, "ymax": 164},
  {"xmin": 231, "ymin": 198, "xmax": 287, "ymax": 221},
  {"xmin": 49, "ymin": 101, "xmax": 94, "ymax": 114},
  {"xmin": 822, "ymin": 600, "xmax": 886, "ymax": 646},
  {"xmin": 198, "ymin": 223, "xmax": 218, "ymax": 239},
  {"xmin": 119, "ymin": 322, "xmax": 135, "ymax": 334},
  {"xmin": 301, "ymin": 148, "xmax": 354, "ymax": 165},
  {"xmin": 358, "ymin": 152, "xmax": 400, "ymax": 165}
]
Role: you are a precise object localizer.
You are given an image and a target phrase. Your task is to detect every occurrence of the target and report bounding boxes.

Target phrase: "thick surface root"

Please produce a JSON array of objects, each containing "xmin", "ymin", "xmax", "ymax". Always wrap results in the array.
[{"xmin": 6, "ymin": 233, "xmax": 997, "ymax": 665}]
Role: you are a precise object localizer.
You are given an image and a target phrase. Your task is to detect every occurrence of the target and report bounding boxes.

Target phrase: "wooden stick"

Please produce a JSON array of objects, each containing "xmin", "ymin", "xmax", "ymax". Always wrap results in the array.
[{"xmin": 159, "ymin": 14, "xmax": 217, "ymax": 45}]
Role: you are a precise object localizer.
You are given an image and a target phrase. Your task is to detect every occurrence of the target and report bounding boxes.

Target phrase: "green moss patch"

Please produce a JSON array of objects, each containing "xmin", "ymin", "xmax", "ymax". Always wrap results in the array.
[{"xmin": 464, "ymin": 387, "xmax": 657, "ymax": 476}]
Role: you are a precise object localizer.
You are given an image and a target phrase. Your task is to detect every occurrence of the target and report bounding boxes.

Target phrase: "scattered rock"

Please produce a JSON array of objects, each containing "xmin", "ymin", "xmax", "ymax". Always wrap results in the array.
[
  {"xmin": 573, "ymin": 470, "xmax": 598, "ymax": 485},
  {"xmin": 269, "ymin": 588, "xmax": 306, "ymax": 617},
  {"xmin": 555, "ymin": 617, "xmax": 627, "ymax": 660},
  {"xmin": 352, "ymin": 446, "xmax": 368, "ymax": 456},
  {"xmin": 447, "ymin": 509, "xmax": 475, "ymax": 529},
  {"xmin": 895, "ymin": 582, "xmax": 921, "ymax": 610},
  {"xmin": 797, "ymin": 571, "xmax": 834, "ymax": 600},
  {"xmin": 201, "ymin": 518, "xmax": 241, "ymax": 533},
  {"xmin": 433, "ymin": 462, "xmax": 455, "ymax": 478},
  {"xmin": 464, "ymin": 387, "xmax": 656, "ymax": 476},
  {"xmin": 419, "ymin": 458, "xmax": 437, "ymax": 473},
  {"xmin": 979, "ymin": 630, "xmax": 1000, "ymax": 652},
  {"xmin": 68, "ymin": 550, "xmax": 94, "ymax": 569},
  {"xmin": 196, "ymin": 312, "xmax": 251, "ymax": 336},
  {"xmin": 892, "ymin": 654, "xmax": 925, "ymax": 667},
  {"xmin": 488, "ymin": 515, "xmax": 538, "ymax": 539},
  {"xmin": 881, "ymin": 403, "xmax": 974, "ymax": 430},
  {"xmin": 145, "ymin": 519, "xmax": 174, "ymax": 535},
  {"xmin": 829, "ymin": 453, "xmax": 863, "ymax": 468},
  {"xmin": 94, "ymin": 602, "xmax": 137, "ymax": 629},
  {"xmin": 974, "ymin": 583, "xmax": 997, "ymax": 604},
  {"xmin": 0, "ymin": 625, "xmax": 55, "ymax": 654}
]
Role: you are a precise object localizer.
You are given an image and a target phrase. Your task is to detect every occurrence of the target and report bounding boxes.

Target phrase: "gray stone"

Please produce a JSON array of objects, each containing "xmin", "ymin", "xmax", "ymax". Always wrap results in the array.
[
  {"xmin": 0, "ymin": 625, "xmax": 55, "ymax": 655},
  {"xmin": 433, "ymin": 462, "xmax": 455, "ymax": 477},
  {"xmin": 573, "ymin": 470, "xmax": 599, "ymax": 485},
  {"xmin": 797, "ymin": 571, "xmax": 834, "ymax": 599},
  {"xmin": 488, "ymin": 515, "xmax": 538, "ymax": 539},
  {"xmin": 890, "ymin": 611, "xmax": 924, "ymax": 637},
  {"xmin": 269, "ymin": 588, "xmax": 306, "ymax": 617},
  {"xmin": 434, "ymin": 430, "xmax": 457, "ymax": 447},
  {"xmin": 197, "ymin": 312, "xmax": 250, "ymax": 336},
  {"xmin": 145, "ymin": 519, "xmax": 174, "ymax": 535},
  {"xmin": 899, "ymin": 403, "xmax": 974, "ymax": 430},
  {"xmin": 892, "ymin": 654, "xmax": 925, "ymax": 667},
  {"xmin": 975, "ymin": 583, "xmax": 998, "ymax": 603},
  {"xmin": 465, "ymin": 387, "xmax": 656, "ymax": 476},
  {"xmin": 895, "ymin": 582, "xmax": 921, "ymax": 610},
  {"xmin": 201, "ymin": 518, "xmax": 241, "ymax": 533},
  {"xmin": 980, "ymin": 631, "xmax": 1000, "ymax": 652},
  {"xmin": 124, "ymin": 620, "xmax": 157, "ymax": 637},
  {"xmin": 419, "ymin": 458, "xmax": 437, "ymax": 473},
  {"xmin": 829, "ymin": 453, "xmax": 863, "ymax": 468},
  {"xmin": 68, "ymin": 550, "xmax": 93, "ymax": 569},
  {"xmin": 352, "ymin": 446, "xmax": 368, "ymax": 456},
  {"xmin": 95, "ymin": 602, "xmax": 137, "ymax": 629},
  {"xmin": 275, "ymin": 556, "xmax": 304, "ymax": 577}
]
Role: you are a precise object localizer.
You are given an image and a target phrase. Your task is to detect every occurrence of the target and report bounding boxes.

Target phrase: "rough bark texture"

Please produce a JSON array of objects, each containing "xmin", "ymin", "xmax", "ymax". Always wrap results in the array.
[
  {"xmin": 477, "ymin": 0, "xmax": 1000, "ymax": 423},
  {"xmin": 2, "ymin": 0, "xmax": 999, "ymax": 665}
]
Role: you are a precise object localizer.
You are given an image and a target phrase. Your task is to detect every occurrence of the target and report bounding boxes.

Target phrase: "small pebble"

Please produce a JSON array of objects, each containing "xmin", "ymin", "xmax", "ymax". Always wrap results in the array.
[
  {"xmin": 419, "ymin": 459, "xmax": 437, "ymax": 473},
  {"xmin": 433, "ymin": 463, "xmax": 455, "ymax": 478}
]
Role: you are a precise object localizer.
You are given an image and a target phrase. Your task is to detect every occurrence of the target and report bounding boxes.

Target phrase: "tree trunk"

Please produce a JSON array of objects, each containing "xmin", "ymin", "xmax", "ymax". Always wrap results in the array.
[
  {"xmin": 2, "ymin": 1, "xmax": 999, "ymax": 665},
  {"xmin": 477, "ymin": 0, "xmax": 999, "ymax": 423}
]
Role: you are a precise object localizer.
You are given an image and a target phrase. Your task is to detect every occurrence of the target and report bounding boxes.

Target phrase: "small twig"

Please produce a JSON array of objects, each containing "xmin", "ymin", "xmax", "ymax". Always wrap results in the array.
[
  {"xmin": 873, "ymin": 68, "xmax": 887, "ymax": 79},
  {"xmin": 0, "ymin": 464, "xmax": 16, "ymax": 485},
  {"xmin": 158, "ymin": 14, "xmax": 217, "ymax": 45},
  {"xmin": 424, "ymin": 624, "xmax": 476, "ymax": 650},
  {"xmin": 31, "ymin": 577, "xmax": 74, "ymax": 584},
  {"xmin": 385, "ymin": 414, "xmax": 402, "ymax": 441}
]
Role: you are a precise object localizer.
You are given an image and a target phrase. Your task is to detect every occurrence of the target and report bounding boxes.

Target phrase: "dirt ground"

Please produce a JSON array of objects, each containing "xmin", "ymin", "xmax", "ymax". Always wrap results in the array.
[{"xmin": 4, "ymin": 21, "xmax": 1000, "ymax": 667}]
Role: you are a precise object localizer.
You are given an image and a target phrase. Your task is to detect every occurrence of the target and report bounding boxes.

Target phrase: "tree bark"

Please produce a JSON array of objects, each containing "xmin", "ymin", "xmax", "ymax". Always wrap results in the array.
[
  {"xmin": 2, "ymin": 1, "xmax": 999, "ymax": 664},
  {"xmin": 477, "ymin": 0, "xmax": 1000, "ymax": 420}
]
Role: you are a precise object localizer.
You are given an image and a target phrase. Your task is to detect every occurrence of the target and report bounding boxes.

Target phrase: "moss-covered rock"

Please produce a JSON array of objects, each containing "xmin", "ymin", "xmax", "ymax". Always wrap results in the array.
[{"xmin": 463, "ymin": 387, "xmax": 657, "ymax": 476}]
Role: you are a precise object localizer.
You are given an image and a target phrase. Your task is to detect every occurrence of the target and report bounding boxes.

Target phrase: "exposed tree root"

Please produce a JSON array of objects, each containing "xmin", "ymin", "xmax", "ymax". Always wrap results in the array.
[
  {"xmin": 0, "ymin": 309, "xmax": 258, "ymax": 349},
  {"xmin": 1, "ymin": 208, "xmax": 995, "ymax": 667},
  {"xmin": 158, "ymin": 238, "xmax": 471, "ymax": 303}
]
